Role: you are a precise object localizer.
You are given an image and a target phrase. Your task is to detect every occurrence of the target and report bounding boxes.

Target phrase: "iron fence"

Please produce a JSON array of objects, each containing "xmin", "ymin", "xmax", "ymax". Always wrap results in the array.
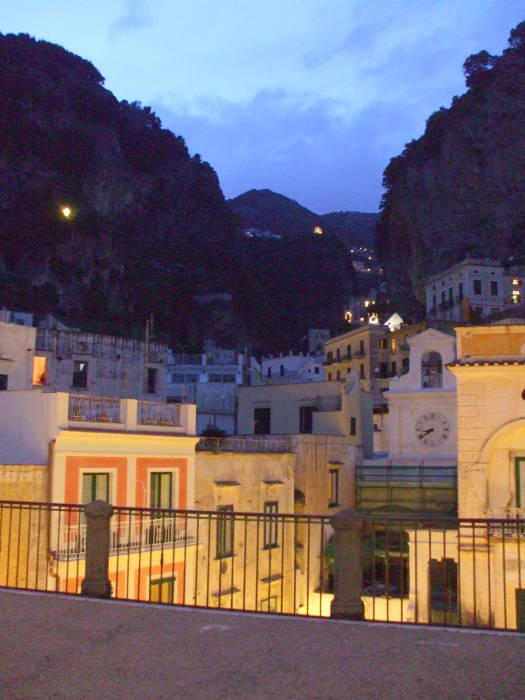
[
  {"xmin": 0, "ymin": 501, "xmax": 524, "ymax": 630},
  {"xmin": 68, "ymin": 394, "xmax": 121, "ymax": 423},
  {"xmin": 138, "ymin": 401, "xmax": 181, "ymax": 427}
]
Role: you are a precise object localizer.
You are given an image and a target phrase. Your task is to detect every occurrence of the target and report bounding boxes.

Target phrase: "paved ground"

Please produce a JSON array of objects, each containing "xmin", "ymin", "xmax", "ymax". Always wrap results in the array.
[{"xmin": 1, "ymin": 590, "xmax": 524, "ymax": 699}]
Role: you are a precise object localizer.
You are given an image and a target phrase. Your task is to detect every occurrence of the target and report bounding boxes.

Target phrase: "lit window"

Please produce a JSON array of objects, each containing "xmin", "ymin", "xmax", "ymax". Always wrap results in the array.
[
  {"xmin": 32, "ymin": 356, "xmax": 48, "ymax": 385},
  {"xmin": 512, "ymin": 290, "xmax": 521, "ymax": 305}
]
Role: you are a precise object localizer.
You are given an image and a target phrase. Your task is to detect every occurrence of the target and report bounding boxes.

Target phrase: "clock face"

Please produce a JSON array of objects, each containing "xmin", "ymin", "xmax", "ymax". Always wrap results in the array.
[{"xmin": 415, "ymin": 412, "xmax": 450, "ymax": 448}]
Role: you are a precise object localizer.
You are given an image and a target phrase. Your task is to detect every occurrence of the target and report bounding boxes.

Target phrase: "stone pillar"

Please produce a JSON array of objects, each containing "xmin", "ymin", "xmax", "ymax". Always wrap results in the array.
[
  {"xmin": 330, "ymin": 508, "xmax": 365, "ymax": 620},
  {"xmin": 81, "ymin": 500, "xmax": 113, "ymax": 598}
]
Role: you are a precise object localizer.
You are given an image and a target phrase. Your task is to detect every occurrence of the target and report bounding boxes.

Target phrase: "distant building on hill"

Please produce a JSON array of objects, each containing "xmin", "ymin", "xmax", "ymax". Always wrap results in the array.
[{"xmin": 425, "ymin": 256, "xmax": 525, "ymax": 322}]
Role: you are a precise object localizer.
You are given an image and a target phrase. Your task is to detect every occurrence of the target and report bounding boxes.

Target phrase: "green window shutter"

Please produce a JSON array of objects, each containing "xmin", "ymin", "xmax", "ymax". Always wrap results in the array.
[
  {"xmin": 82, "ymin": 474, "xmax": 92, "ymax": 504},
  {"xmin": 516, "ymin": 458, "xmax": 525, "ymax": 508}
]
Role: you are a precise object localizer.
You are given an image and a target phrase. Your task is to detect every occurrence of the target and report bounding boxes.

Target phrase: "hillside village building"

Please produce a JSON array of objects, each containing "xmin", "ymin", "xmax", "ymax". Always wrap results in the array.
[
  {"xmin": 261, "ymin": 352, "xmax": 324, "ymax": 384},
  {"xmin": 425, "ymin": 257, "xmax": 525, "ymax": 322},
  {"xmin": 167, "ymin": 341, "xmax": 260, "ymax": 435}
]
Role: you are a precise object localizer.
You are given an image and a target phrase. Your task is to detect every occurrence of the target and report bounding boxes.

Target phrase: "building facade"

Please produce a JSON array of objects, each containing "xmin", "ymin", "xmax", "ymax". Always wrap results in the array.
[{"xmin": 425, "ymin": 257, "xmax": 525, "ymax": 322}]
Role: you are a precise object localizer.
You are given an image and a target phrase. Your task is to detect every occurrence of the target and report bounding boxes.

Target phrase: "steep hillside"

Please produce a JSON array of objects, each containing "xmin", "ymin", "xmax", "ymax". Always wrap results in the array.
[
  {"xmin": 229, "ymin": 189, "xmax": 378, "ymax": 248},
  {"xmin": 377, "ymin": 22, "xmax": 525, "ymax": 313},
  {"xmin": 0, "ymin": 33, "xmax": 356, "ymax": 350},
  {"xmin": 0, "ymin": 32, "xmax": 237, "ymax": 341}
]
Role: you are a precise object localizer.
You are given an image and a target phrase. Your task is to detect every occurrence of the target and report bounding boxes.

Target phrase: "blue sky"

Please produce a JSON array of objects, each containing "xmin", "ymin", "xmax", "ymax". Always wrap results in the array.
[{"xmin": 3, "ymin": 1, "xmax": 525, "ymax": 212}]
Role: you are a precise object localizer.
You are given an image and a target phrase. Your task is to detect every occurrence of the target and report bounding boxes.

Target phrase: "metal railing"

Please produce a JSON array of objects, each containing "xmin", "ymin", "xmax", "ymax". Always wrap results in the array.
[
  {"xmin": 68, "ymin": 394, "xmax": 121, "ymax": 423},
  {"xmin": 197, "ymin": 436, "xmax": 293, "ymax": 452},
  {"xmin": 138, "ymin": 401, "xmax": 181, "ymax": 427},
  {"xmin": 57, "ymin": 515, "xmax": 193, "ymax": 559},
  {"xmin": 1, "ymin": 501, "xmax": 524, "ymax": 631}
]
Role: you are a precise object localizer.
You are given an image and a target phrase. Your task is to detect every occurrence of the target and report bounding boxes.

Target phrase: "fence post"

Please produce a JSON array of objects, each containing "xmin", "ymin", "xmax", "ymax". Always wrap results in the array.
[
  {"xmin": 330, "ymin": 508, "xmax": 365, "ymax": 620},
  {"xmin": 81, "ymin": 500, "xmax": 113, "ymax": 598}
]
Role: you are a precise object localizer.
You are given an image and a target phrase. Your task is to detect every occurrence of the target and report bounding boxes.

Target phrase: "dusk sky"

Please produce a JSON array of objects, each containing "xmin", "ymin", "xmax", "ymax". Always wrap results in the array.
[{"xmin": 3, "ymin": 1, "xmax": 525, "ymax": 213}]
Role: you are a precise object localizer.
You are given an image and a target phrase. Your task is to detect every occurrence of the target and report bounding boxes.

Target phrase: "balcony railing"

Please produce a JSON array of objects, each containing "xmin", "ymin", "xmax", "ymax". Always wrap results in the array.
[
  {"xmin": 57, "ymin": 515, "xmax": 193, "ymax": 559},
  {"xmin": 68, "ymin": 394, "xmax": 121, "ymax": 423},
  {"xmin": 138, "ymin": 401, "xmax": 181, "ymax": 427},
  {"xmin": 198, "ymin": 435, "xmax": 293, "ymax": 452},
  {"xmin": 316, "ymin": 394, "xmax": 342, "ymax": 411}
]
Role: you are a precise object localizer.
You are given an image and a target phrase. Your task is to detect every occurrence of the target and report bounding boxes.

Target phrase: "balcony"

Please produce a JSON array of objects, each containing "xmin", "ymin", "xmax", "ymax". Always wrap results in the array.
[
  {"xmin": 353, "ymin": 350, "xmax": 366, "ymax": 359},
  {"xmin": 68, "ymin": 394, "xmax": 121, "ymax": 423},
  {"xmin": 57, "ymin": 515, "xmax": 194, "ymax": 560},
  {"xmin": 138, "ymin": 401, "xmax": 181, "ymax": 427},
  {"xmin": 63, "ymin": 393, "xmax": 195, "ymax": 434}
]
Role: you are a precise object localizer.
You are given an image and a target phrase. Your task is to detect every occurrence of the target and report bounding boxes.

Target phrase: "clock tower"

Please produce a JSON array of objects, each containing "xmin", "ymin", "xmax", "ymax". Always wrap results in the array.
[{"xmin": 385, "ymin": 329, "xmax": 457, "ymax": 465}]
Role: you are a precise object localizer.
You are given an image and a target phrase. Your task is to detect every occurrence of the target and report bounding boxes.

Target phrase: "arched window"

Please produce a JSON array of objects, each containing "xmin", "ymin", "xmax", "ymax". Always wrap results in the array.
[{"xmin": 421, "ymin": 351, "xmax": 443, "ymax": 388}]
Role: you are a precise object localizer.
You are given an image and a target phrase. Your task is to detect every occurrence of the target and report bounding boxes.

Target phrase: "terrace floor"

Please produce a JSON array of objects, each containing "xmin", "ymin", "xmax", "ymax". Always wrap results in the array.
[{"xmin": 1, "ymin": 589, "xmax": 524, "ymax": 699}]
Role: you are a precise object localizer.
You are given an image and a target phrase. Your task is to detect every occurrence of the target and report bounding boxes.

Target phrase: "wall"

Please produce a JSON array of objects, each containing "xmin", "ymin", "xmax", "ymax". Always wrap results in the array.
[
  {"xmin": 0, "ymin": 320, "xmax": 36, "ymax": 390},
  {"xmin": 0, "ymin": 465, "xmax": 49, "ymax": 589},
  {"xmin": 195, "ymin": 450, "xmax": 296, "ymax": 612},
  {"xmin": 36, "ymin": 329, "xmax": 168, "ymax": 401}
]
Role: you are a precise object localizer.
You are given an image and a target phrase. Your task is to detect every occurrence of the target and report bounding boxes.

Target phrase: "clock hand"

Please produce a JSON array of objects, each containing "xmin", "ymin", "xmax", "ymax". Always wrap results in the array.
[{"xmin": 419, "ymin": 428, "xmax": 434, "ymax": 437}]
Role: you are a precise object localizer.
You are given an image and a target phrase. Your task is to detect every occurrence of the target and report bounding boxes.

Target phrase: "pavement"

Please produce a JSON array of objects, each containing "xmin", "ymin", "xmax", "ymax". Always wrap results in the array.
[{"xmin": 0, "ymin": 589, "xmax": 524, "ymax": 699}]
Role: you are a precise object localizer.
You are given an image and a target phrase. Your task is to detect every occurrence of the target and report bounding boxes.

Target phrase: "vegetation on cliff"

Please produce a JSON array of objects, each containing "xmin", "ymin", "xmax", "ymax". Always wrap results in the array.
[
  {"xmin": 0, "ymin": 33, "xmax": 355, "ymax": 351},
  {"xmin": 377, "ymin": 22, "xmax": 525, "ymax": 312}
]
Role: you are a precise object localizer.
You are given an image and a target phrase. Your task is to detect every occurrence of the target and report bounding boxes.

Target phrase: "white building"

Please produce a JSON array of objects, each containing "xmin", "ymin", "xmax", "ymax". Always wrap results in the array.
[
  {"xmin": 261, "ymin": 353, "xmax": 325, "ymax": 384},
  {"xmin": 425, "ymin": 257, "xmax": 525, "ymax": 322},
  {"xmin": 0, "ymin": 319, "xmax": 36, "ymax": 391},
  {"xmin": 167, "ymin": 344, "xmax": 260, "ymax": 435}
]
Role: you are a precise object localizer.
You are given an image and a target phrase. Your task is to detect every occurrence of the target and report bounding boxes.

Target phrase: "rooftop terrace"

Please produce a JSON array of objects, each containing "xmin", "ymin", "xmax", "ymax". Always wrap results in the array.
[{"xmin": 1, "ymin": 590, "xmax": 522, "ymax": 699}]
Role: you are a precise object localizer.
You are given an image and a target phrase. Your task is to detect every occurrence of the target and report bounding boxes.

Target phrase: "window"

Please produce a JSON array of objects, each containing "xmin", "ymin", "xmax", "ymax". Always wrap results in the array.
[
  {"xmin": 32, "ymin": 356, "xmax": 47, "ymax": 385},
  {"xmin": 259, "ymin": 596, "xmax": 278, "ymax": 612},
  {"xmin": 362, "ymin": 530, "xmax": 409, "ymax": 599},
  {"xmin": 401, "ymin": 357, "xmax": 409, "ymax": 375},
  {"xmin": 421, "ymin": 351, "xmax": 443, "ymax": 388},
  {"xmin": 432, "ymin": 294, "xmax": 436, "ymax": 310},
  {"xmin": 263, "ymin": 501, "xmax": 279, "ymax": 549},
  {"xmin": 72, "ymin": 361, "xmax": 88, "ymax": 388},
  {"xmin": 150, "ymin": 472, "xmax": 172, "ymax": 510},
  {"xmin": 336, "ymin": 369, "xmax": 341, "ymax": 381},
  {"xmin": 359, "ymin": 364, "xmax": 365, "ymax": 380},
  {"xmin": 391, "ymin": 361, "xmax": 397, "ymax": 376},
  {"xmin": 280, "ymin": 364, "xmax": 284, "ymax": 377},
  {"xmin": 516, "ymin": 458, "xmax": 525, "ymax": 508},
  {"xmin": 82, "ymin": 473, "xmax": 109, "ymax": 504},
  {"xmin": 490, "ymin": 280, "xmax": 498, "ymax": 296},
  {"xmin": 359, "ymin": 340, "xmax": 365, "ymax": 354},
  {"xmin": 328, "ymin": 469, "xmax": 339, "ymax": 507},
  {"xmin": 0, "ymin": 374, "xmax": 7, "ymax": 391},
  {"xmin": 379, "ymin": 362, "xmax": 388, "ymax": 378},
  {"xmin": 346, "ymin": 344, "xmax": 352, "ymax": 358},
  {"xmin": 267, "ymin": 366, "xmax": 272, "ymax": 378},
  {"xmin": 441, "ymin": 291, "xmax": 446, "ymax": 305},
  {"xmin": 473, "ymin": 279, "xmax": 482, "ymax": 295},
  {"xmin": 150, "ymin": 577, "xmax": 175, "ymax": 604},
  {"xmin": 254, "ymin": 407, "xmax": 271, "ymax": 434},
  {"xmin": 458, "ymin": 282, "xmax": 463, "ymax": 300},
  {"xmin": 314, "ymin": 366, "xmax": 319, "ymax": 375},
  {"xmin": 391, "ymin": 338, "xmax": 396, "ymax": 353},
  {"xmin": 299, "ymin": 405, "xmax": 317, "ymax": 434},
  {"xmin": 448, "ymin": 287, "xmax": 453, "ymax": 303},
  {"xmin": 147, "ymin": 367, "xmax": 157, "ymax": 393},
  {"xmin": 328, "ymin": 372, "xmax": 332, "ymax": 381},
  {"xmin": 217, "ymin": 506, "xmax": 234, "ymax": 558},
  {"xmin": 380, "ymin": 338, "xmax": 387, "ymax": 350},
  {"xmin": 336, "ymin": 348, "xmax": 340, "ymax": 360},
  {"xmin": 326, "ymin": 351, "xmax": 333, "ymax": 363},
  {"xmin": 350, "ymin": 416, "xmax": 356, "ymax": 436}
]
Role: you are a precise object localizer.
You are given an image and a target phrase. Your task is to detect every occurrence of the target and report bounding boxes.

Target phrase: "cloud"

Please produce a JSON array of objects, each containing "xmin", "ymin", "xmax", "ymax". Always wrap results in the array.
[
  {"xmin": 108, "ymin": 0, "xmax": 155, "ymax": 39},
  {"xmin": 152, "ymin": 90, "xmax": 422, "ymax": 214}
]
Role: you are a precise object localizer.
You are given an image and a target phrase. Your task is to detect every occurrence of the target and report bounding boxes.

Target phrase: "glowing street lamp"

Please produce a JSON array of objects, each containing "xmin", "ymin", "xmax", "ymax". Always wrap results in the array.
[{"xmin": 61, "ymin": 206, "xmax": 72, "ymax": 219}]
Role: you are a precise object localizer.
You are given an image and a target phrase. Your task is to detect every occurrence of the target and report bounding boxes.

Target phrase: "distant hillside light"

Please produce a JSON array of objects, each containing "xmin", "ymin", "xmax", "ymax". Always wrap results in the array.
[
  {"xmin": 61, "ymin": 206, "xmax": 72, "ymax": 219},
  {"xmin": 313, "ymin": 226, "xmax": 323, "ymax": 235}
]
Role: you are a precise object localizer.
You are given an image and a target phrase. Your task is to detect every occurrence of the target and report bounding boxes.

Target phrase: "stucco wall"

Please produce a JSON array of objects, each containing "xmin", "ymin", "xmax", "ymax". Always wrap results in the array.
[
  {"xmin": 0, "ymin": 465, "xmax": 49, "ymax": 589},
  {"xmin": 0, "ymin": 321, "xmax": 36, "ymax": 390}
]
